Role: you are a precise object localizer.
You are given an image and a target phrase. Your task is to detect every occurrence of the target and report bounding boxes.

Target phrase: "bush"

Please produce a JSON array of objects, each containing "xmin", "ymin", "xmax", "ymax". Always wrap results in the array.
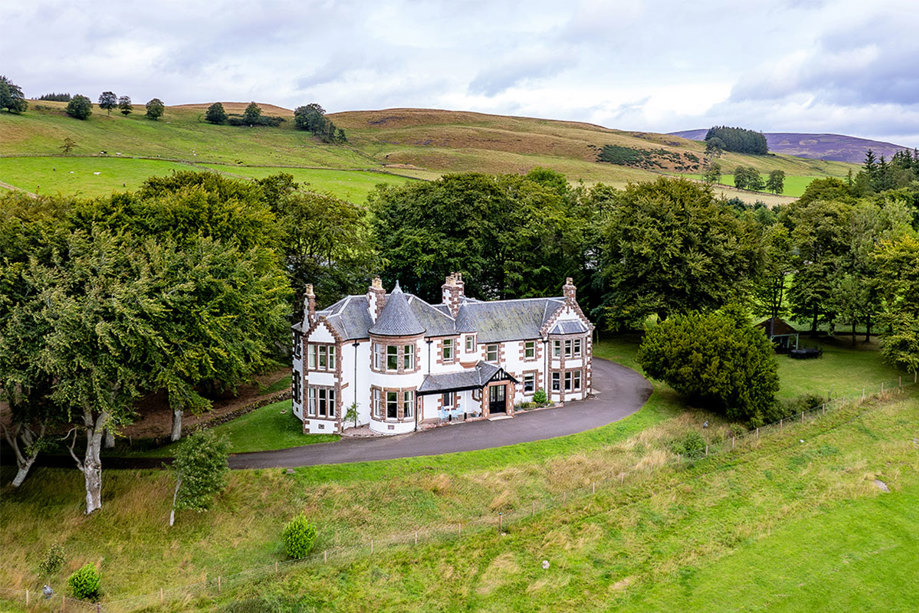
[
  {"xmin": 668, "ymin": 431, "xmax": 706, "ymax": 459},
  {"xmin": 637, "ymin": 305, "xmax": 779, "ymax": 426},
  {"xmin": 532, "ymin": 388, "xmax": 547, "ymax": 405},
  {"xmin": 67, "ymin": 563, "xmax": 101, "ymax": 600},
  {"xmin": 282, "ymin": 513, "xmax": 317, "ymax": 559},
  {"xmin": 38, "ymin": 543, "xmax": 65, "ymax": 576},
  {"xmin": 172, "ymin": 429, "xmax": 231, "ymax": 514}
]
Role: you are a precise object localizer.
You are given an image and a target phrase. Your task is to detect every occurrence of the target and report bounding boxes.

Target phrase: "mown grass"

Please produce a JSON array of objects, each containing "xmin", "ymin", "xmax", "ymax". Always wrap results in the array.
[{"xmin": 685, "ymin": 173, "xmax": 821, "ymax": 198}]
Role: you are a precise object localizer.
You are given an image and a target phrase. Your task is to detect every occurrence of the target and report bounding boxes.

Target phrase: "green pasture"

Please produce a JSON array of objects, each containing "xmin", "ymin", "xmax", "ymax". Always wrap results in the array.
[
  {"xmin": 686, "ymin": 173, "xmax": 821, "ymax": 198},
  {"xmin": 200, "ymin": 164, "xmax": 417, "ymax": 203}
]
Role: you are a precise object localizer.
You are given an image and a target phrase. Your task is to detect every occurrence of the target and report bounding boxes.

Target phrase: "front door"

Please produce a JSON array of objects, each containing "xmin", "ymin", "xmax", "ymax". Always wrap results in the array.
[{"xmin": 489, "ymin": 384, "xmax": 506, "ymax": 414}]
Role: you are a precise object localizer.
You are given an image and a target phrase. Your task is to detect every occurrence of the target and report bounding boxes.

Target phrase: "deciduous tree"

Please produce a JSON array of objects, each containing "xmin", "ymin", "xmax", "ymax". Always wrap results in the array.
[
  {"xmin": 66, "ymin": 95, "xmax": 92, "ymax": 120},
  {"xmin": 204, "ymin": 102, "xmax": 227, "ymax": 124},
  {"xmin": 0, "ymin": 75, "xmax": 28, "ymax": 113},
  {"xmin": 766, "ymin": 169, "xmax": 785, "ymax": 194},
  {"xmin": 243, "ymin": 102, "xmax": 261, "ymax": 125},
  {"xmin": 145, "ymin": 98, "xmax": 164, "ymax": 120},
  {"xmin": 169, "ymin": 429, "xmax": 230, "ymax": 525},
  {"xmin": 599, "ymin": 178, "xmax": 761, "ymax": 328},
  {"xmin": 98, "ymin": 91, "xmax": 117, "ymax": 114},
  {"xmin": 874, "ymin": 234, "xmax": 919, "ymax": 373},
  {"xmin": 118, "ymin": 96, "xmax": 132, "ymax": 115}
]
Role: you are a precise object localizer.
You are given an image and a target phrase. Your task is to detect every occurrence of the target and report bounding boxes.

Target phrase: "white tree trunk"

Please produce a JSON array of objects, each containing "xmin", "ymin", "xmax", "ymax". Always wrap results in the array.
[
  {"xmin": 171, "ymin": 409, "xmax": 183, "ymax": 442},
  {"xmin": 169, "ymin": 477, "xmax": 181, "ymax": 527},
  {"xmin": 2, "ymin": 423, "xmax": 44, "ymax": 488},
  {"xmin": 11, "ymin": 460, "xmax": 35, "ymax": 487},
  {"xmin": 72, "ymin": 410, "xmax": 109, "ymax": 515},
  {"xmin": 104, "ymin": 429, "xmax": 115, "ymax": 448}
]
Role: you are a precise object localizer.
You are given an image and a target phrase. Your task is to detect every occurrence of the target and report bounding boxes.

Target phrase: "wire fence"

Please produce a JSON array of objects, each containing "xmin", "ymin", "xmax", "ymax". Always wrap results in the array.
[{"xmin": 4, "ymin": 371, "xmax": 917, "ymax": 612}]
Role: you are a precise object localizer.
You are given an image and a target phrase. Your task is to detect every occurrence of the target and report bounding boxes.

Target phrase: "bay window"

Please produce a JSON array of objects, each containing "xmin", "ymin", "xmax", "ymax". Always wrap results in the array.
[
  {"xmin": 386, "ymin": 391, "xmax": 399, "ymax": 419},
  {"xmin": 387, "ymin": 346, "xmax": 399, "ymax": 371},
  {"xmin": 403, "ymin": 390, "xmax": 414, "ymax": 418},
  {"xmin": 307, "ymin": 344, "xmax": 336, "ymax": 371}
]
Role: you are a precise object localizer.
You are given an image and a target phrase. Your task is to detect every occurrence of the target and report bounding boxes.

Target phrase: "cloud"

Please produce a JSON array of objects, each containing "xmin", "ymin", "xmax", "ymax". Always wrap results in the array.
[{"xmin": 2, "ymin": 0, "xmax": 919, "ymax": 146}]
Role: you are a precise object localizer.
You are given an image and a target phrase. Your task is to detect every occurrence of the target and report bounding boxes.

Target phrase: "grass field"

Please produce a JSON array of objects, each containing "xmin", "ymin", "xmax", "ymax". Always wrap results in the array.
[
  {"xmin": 199, "ymin": 164, "xmax": 417, "ymax": 203},
  {"xmin": 0, "ymin": 156, "xmax": 416, "ymax": 202},
  {"xmin": 685, "ymin": 173, "xmax": 823, "ymax": 198},
  {"xmin": 0, "ymin": 156, "xmax": 199, "ymax": 198},
  {"xmin": 1, "ymin": 103, "xmax": 860, "ymax": 204},
  {"xmin": 1, "ymin": 337, "xmax": 909, "ymax": 612}
]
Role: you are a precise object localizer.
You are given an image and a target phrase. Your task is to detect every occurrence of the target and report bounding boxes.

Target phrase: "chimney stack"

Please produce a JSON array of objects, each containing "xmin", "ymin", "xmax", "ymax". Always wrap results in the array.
[
  {"xmin": 368, "ymin": 276, "xmax": 386, "ymax": 321},
  {"xmin": 442, "ymin": 272, "xmax": 465, "ymax": 317},
  {"xmin": 563, "ymin": 277, "xmax": 576, "ymax": 304},
  {"xmin": 304, "ymin": 284, "xmax": 316, "ymax": 326}
]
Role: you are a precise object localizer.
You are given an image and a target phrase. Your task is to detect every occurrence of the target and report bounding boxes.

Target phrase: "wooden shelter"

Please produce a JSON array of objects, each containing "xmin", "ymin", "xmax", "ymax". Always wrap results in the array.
[{"xmin": 757, "ymin": 317, "xmax": 800, "ymax": 352}]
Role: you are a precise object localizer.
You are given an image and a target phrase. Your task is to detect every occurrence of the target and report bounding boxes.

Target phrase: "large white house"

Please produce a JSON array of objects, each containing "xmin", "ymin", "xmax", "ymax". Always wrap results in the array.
[{"xmin": 291, "ymin": 274, "xmax": 594, "ymax": 435}]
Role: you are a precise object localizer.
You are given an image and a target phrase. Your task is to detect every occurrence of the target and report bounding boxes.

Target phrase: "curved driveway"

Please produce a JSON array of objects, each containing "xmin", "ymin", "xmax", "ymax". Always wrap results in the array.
[{"xmin": 229, "ymin": 358, "xmax": 651, "ymax": 469}]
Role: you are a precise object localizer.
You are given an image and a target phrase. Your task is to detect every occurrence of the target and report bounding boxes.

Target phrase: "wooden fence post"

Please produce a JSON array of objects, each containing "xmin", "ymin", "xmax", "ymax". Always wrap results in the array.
[
  {"xmin": 160, "ymin": 587, "xmax": 164, "ymax": 603},
  {"xmin": 415, "ymin": 531, "xmax": 418, "ymax": 545},
  {"xmin": 780, "ymin": 419, "xmax": 783, "ymax": 430},
  {"xmin": 705, "ymin": 445, "xmax": 709, "ymax": 456},
  {"xmin": 218, "ymin": 576, "xmax": 221, "ymax": 593},
  {"xmin": 732, "ymin": 435, "xmax": 735, "ymax": 450},
  {"xmin": 61, "ymin": 595, "xmax": 65, "ymax": 612},
  {"xmin": 324, "ymin": 550, "xmax": 327, "ymax": 563},
  {"xmin": 801, "ymin": 411, "xmax": 804, "ymax": 422},
  {"xmin": 532, "ymin": 501, "xmax": 535, "ymax": 516},
  {"xmin": 592, "ymin": 482, "xmax": 595, "ymax": 495},
  {"xmin": 25, "ymin": 589, "xmax": 28, "ymax": 606},
  {"xmin": 498, "ymin": 513, "xmax": 503, "ymax": 533},
  {"xmin": 275, "ymin": 561, "xmax": 278, "ymax": 574},
  {"xmin": 370, "ymin": 539, "xmax": 374, "ymax": 555},
  {"xmin": 756, "ymin": 427, "xmax": 759, "ymax": 438}
]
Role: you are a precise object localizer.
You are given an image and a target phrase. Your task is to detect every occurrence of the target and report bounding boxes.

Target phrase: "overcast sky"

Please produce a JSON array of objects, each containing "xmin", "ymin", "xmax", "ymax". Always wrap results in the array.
[{"xmin": 5, "ymin": 0, "xmax": 919, "ymax": 146}]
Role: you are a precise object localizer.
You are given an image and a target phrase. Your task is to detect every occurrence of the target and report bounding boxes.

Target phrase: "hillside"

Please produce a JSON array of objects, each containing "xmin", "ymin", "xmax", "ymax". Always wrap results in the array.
[
  {"xmin": 0, "ymin": 103, "xmax": 858, "ymax": 203},
  {"xmin": 672, "ymin": 129, "xmax": 910, "ymax": 164}
]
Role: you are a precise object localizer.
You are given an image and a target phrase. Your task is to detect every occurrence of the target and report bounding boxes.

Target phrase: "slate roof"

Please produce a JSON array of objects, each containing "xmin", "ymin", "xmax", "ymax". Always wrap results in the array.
[
  {"xmin": 550, "ymin": 320, "xmax": 589, "ymax": 335},
  {"xmin": 298, "ymin": 288, "xmax": 582, "ymax": 343},
  {"xmin": 456, "ymin": 297, "xmax": 565, "ymax": 343},
  {"xmin": 369, "ymin": 283, "xmax": 425, "ymax": 337},
  {"xmin": 417, "ymin": 361, "xmax": 517, "ymax": 394}
]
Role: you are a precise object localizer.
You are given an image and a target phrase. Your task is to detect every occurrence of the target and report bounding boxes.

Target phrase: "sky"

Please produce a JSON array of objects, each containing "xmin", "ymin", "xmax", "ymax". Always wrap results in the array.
[{"xmin": 4, "ymin": 0, "xmax": 919, "ymax": 146}]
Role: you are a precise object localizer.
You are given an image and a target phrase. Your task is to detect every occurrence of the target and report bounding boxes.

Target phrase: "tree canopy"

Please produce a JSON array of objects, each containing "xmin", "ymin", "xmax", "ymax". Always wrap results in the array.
[
  {"xmin": 0, "ymin": 75, "xmax": 28, "ymax": 113},
  {"xmin": 145, "ymin": 98, "xmax": 164, "ymax": 120},
  {"xmin": 705, "ymin": 126, "xmax": 768, "ymax": 154},
  {"xmin": 599, "ymin": 177, "xmax": 761, "ymax": 328},
  {"xmin": 66, "ymin": 95, "xmax": 92, "ymax": 120},
  {"xmin": 98, "ymin": 91, "xmax": 117, "ymax": 114},
  {"xmin": 204, "ymin": 102, "xmax": 228, "ymax": 124}
]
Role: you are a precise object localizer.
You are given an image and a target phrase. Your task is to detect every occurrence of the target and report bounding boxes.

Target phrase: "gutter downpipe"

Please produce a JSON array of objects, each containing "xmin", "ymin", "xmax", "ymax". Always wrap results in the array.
[
  {"xmin": 421, "ymin": 339, "xmax": 433, "ymax": 432},
  {"xmin": 352, "ymin": 341, "xmax": 360, "ymax": 426}
]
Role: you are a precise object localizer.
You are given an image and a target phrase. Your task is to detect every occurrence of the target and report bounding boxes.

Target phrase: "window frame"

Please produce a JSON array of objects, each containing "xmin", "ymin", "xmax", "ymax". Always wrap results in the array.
[
  {"xmin": 573, "ymin": 370, "xmax": 582, "ymax": 391},
  {"xmin": 551, "ymin": 372, "xmax": 560, "ymax": 391},
  {"xmin": 442, "ymin": 338, "xmax": 454, "ymax": 362},
  {"xmin": 524, "ymin": 340, "xmax": 536, "ymax": 359},
  {"xmin": 403, "ymin": 390, "xmax": 414, "ymax": 418},
  {"xmin": 564, "ymin": 371, "xmax": 572, "ymax": 391},
  {"xmin": 523, "ymin": 373, "xmax": 535, "ymax": 394},
  {"xmin": 443, "ymin": 391, "xmax": 455, "ymax": 408},
  {"xmin": 573, "ymin": 339, "xmax": 582, "ymax": 358},
  {"xmin": 307, "ymin": 387, "xmax": 317, "ymax": 416},
  {"xmin": 386, "ymin": 391, "xmax": 399, "ymax": 419},
  {"xmin": 386, "ymin": 345, "xmax": 399, "ymax": 372},
  {"xmin": 486, "ymin": 343, "xmax": 499, "ymax": 363},
  {"xmin": 403, "ymin": 343, "xmax": 415, "ymax": 370},
  {"xmin": 465, "ymin": 335, "xmax": 474, "ymax": 353},
  {"xmin": 372, "ymin": 388, "xmax": 381, "ymax": 418},
  {"xmin": 553, "ymin": 340, "xmax": 561, "ymax": 358}
]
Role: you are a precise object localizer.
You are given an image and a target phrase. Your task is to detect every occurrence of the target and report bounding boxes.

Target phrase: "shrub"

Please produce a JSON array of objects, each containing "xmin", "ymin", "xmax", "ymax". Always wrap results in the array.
[
  {"xmin": 637, "ymin": 305, "xmax": 779, "ymax": 426},
  {"xmin": 282, "ymin": 513, "xmax": 317, "ymax": 559},
  {"xmin": 533, "ymin": 388, "xmax": 547, "ymax": 405},
  {"xmin": 67, "ymin": 563, "xmax": 101, "ymax": 601},
  {"xmin": 38, "ymin": 543, "xmax": 65, "ymax": 577},
  {"xmin": 668, "ymin": 431, "xmax": 706, "ymax": 459},
  {"xmin": 172, "ymin": 429, "xmax": 231, "ymax": 515}
]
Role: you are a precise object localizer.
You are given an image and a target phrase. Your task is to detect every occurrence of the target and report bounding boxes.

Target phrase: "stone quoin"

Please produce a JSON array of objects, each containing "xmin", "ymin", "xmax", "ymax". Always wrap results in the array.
[{"xmin": 291, "ymin": 274, "xmax": 594, "ymax": 435}]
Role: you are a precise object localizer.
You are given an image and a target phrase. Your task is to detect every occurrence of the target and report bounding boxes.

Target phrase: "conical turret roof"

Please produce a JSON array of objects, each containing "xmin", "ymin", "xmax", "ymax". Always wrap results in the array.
[{"xmin": 369, "ymin": 282, "xmax": 426, "ymax": 336}]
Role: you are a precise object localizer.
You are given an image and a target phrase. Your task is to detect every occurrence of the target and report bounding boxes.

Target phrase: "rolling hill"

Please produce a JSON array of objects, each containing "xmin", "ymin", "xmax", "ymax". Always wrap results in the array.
[
  {"xmin": 0, "ymin": 102, "xmax": 860, "ymax": 203},
  {"xmin": 671, "ymin": 129, "xmax": 910, "ymax": 164}
]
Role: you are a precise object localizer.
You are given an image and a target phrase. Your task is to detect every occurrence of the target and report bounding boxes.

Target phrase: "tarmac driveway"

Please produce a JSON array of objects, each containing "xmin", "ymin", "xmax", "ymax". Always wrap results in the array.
[{"xmin": 229, "ymin": 358, "xmax": 651, "ymax": 469}]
